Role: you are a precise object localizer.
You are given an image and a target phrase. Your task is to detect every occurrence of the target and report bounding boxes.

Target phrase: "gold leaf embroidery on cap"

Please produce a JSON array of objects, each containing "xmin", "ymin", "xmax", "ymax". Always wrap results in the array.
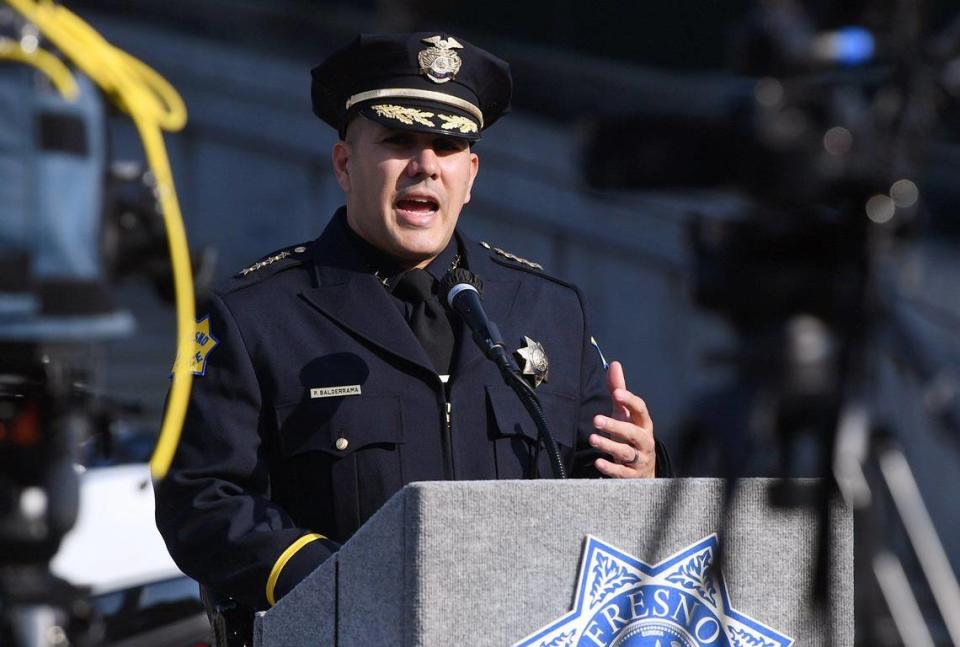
[
  {"xmin": 418, "ymin": 35, "xmax": 464, "ymax": 84},
  {"xmin": 370, "ymin": 104, "xmax": 436, "ymax": 127},
  {"xmin": 347, "ymin": 89, "xmax": 483, "ymax": 127},
  {"xmin": 438, "ymin": 114, "xmax": 478, "ymax": 134}
]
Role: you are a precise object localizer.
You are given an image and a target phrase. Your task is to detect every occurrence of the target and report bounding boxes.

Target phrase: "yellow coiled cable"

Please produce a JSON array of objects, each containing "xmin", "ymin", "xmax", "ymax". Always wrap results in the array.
[
  {"xmin": 4, "ymin": 0, "xmax": 194, "ymax": 479},
  {"xmin": 0, "ymin": 37, "xmax": 78, "ymax": 99}
]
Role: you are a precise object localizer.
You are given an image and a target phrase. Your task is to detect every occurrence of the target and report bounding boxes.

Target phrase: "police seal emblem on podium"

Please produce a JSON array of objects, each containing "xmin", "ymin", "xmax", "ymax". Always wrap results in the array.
[{"xmin": 515, "ymin": 535, "xmax": 793, "ymax": 647}]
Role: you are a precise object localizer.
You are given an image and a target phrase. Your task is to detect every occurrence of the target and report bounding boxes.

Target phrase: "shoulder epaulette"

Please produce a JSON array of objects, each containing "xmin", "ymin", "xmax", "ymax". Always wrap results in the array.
[
  {"xmin": 480, "ymin": 241, "xmax": 543, "ymax": 271},
  {"xmin": 236, "ymin": 244, "xmax": 310, "ymax": 278}
]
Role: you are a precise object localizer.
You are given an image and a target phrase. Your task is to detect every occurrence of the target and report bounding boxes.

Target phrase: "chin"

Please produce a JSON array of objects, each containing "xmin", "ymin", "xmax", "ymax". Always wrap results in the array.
[{"xmin": 394, "ymin": 233, "xmax": 448, "ymax": 260}]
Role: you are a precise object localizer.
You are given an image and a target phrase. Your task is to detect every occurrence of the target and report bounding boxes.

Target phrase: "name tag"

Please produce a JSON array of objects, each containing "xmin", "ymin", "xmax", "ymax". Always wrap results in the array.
[{"xmin": 310, "ymin": 385, "xmax": 362, "ymax": 398}]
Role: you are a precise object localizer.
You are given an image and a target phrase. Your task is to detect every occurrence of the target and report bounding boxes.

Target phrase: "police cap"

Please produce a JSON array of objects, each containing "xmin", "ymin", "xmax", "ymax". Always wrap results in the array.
[{"xmin": 311, "ymin": 32, "xmax": 512, "ymax": 142}]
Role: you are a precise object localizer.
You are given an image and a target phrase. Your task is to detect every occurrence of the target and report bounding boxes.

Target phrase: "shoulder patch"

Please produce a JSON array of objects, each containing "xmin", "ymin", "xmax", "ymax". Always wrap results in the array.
[
  {"xmin": 480, "ymin": 241, "xmax": 543, "ymax": 270},
  {"xmin": 172, "ymin": 315, "xmax": 219, "ymax": 377},
  {"xmin": 236, "ymin": 244, "xmax": 308, "ymax": 278}
]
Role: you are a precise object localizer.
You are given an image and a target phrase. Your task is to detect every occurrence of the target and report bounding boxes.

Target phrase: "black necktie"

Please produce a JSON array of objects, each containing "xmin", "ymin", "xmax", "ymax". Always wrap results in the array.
[{"xmin": 394, "ymin": 269, "xmax": 455, "ymax": 374}]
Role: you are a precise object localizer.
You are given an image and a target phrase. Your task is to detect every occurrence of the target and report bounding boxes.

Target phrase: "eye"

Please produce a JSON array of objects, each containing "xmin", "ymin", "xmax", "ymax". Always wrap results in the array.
[
  {"xmin": 381, "ymin": 133, "xmax": 413, "ymax": 146},
  {"xmin": 433, "ymin": 137, "xmax": 467, "ymax": 153}
]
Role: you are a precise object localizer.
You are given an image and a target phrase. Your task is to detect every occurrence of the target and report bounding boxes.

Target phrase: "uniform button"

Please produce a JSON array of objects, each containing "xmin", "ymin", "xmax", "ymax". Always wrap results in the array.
[
  {"xmin": 335, "ymin": 437, "xmax": 349, "ymax": 451},
  {"xmin": 294, "ymin": 246, "xmax": 306, "ymax": 253}
]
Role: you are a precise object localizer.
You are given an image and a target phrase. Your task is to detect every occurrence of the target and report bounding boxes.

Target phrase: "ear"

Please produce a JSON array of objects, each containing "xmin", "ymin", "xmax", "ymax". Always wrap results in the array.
[
  {"xmin": 463, "ymin": 151, "xmax": 479, "ymax": 204},
  {"xmin": 332, "ymin": 140, "xmax": 351, "ymax": 193}
]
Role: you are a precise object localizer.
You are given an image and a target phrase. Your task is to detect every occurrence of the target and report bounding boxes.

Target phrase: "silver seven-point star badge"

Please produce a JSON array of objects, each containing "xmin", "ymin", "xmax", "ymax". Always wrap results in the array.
[{"xmin": 516, "ymin": 336, "xmax": 549, "ymax": 388}]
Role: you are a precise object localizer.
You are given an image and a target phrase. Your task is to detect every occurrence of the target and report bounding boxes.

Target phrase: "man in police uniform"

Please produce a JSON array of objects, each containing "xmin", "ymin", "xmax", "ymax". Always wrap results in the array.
[{"xmin": 155, "ymin": 33, "xmax": 670, "ymax": 615}]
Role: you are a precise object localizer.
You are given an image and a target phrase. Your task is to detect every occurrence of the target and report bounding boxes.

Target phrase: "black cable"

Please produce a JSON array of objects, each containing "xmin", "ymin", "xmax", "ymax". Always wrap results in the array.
[{"xmin": 489, "ymin": 347, "xmax": 567, "ymax": 479}]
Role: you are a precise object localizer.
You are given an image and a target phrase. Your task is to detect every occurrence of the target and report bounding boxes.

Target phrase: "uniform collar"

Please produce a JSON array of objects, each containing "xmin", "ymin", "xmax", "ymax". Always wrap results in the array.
[
  {"xmin": 302, "ymin": 215, "xmax": 521, "ymax": 377},
  {"xmin": 303, "ymin": 210, "xmax": 434, "ymax": 374},
  {"xmin": 329, "ymin": 208, "xmax": 406, "ymax": 278},
  {"xmin": 423, "ymin": 236, "xmax": 460, "ymax": 282}
]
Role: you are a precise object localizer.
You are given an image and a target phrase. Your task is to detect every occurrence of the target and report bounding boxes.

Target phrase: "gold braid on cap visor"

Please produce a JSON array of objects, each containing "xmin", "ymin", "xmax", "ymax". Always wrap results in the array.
[{"xmin": 345, "ymin": 88, "xmax": 483, "ymax": 128}]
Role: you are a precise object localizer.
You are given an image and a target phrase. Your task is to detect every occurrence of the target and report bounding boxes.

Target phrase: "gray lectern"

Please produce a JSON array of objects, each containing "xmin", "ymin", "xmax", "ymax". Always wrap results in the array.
[{"xmin": 255, "ymin": 479, "xmax": 852, "ymax": 646}]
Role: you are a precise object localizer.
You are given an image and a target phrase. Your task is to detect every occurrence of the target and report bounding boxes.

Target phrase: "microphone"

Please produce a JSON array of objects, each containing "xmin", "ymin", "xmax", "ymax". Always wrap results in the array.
[
  {"xmin": 440, "ymin": 267, "xmax": 566, "ymax": 478},
  {"xmin": 440, "ymin": 267, "xmax": 567, "ymax": 479},
  {"xmin": 439, "ymin": 269, "xmax": 514, "ymax": 368}
]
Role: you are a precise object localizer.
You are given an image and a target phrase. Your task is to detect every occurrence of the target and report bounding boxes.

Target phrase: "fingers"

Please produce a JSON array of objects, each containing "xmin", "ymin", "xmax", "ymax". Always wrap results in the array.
[
  {"xmin": 606, "ymin": 360, "xmax": 626, "ymax": 393},
  {"xmin": 597, "ymin": 361, "xmax": 657, "ymax": 478},
  {"xmin": 610, "ymin": 388, "xmax": 653, "ymax": 434},
  {"xmin": 593, "ymin": 457, "xmax": 637, "ymax": 479},
  {"xmin": 606, "ymin": 361, "xmax": 628, "ymax": 421},
  {"xmin": 593, "ymin": 415, "xmax": 654, "ymax": 452},
  {"xmin": 589, "ymin": 421, "xmax": 656, "ymax": 478},
  {"xmin": 593, "ymin": 389, "xmax": 653, "ymax": 433},
  {"xmin": 588, "ymin": 431, "xmax": 641, "ymax": 463},
  {"xmin": 593, "ymin": 454, "xmax": 655, "ymax": 479}
]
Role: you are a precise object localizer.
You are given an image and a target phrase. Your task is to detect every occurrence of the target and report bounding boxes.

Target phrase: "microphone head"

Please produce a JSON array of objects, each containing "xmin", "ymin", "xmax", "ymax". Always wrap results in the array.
[{"xmin": 439, "ymin": 268, "xmax": 483, "ymax": 307}]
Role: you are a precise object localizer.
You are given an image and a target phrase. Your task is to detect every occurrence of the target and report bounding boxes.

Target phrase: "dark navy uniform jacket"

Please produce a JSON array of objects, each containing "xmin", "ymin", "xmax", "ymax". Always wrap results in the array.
[{"xmin": 155, "ymin": 211, "xmax": 670, "ymax": 611}]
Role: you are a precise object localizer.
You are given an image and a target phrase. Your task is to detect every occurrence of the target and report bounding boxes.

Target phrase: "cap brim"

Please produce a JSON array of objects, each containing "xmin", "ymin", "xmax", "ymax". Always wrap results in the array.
[{"xmin": 356, "ymin": 99, "xmax": 481, "ymax": 141}]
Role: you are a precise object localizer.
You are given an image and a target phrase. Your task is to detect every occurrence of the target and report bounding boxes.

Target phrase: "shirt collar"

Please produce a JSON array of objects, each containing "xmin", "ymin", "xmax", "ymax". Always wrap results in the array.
[
  {"xmin": 333, "ymin": 208, "xmax": 461, "ymax": 289},
  {"xmin": 335, "ymin": 210, "xmax": 405, "ymax": 279}
]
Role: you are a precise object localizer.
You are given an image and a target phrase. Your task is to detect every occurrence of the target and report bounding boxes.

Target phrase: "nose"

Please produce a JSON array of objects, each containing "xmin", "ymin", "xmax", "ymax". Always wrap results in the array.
[{"xmin": 406, "ymin": 145, "xmax": 439, "ymax": 179}]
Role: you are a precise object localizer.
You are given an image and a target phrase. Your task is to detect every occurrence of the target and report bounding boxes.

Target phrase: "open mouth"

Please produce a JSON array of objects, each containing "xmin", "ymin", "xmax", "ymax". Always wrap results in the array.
[{"xmin": 395, "ymin": 197, "xmax": 439, "ymax": 214}]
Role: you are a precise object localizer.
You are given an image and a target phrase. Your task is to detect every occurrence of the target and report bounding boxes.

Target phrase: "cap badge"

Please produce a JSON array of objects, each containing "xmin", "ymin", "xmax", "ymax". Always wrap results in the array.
[
  {"xmin": 418, "ymin": 35, "xmax": 464, "ymax": 84},
  {"xmin": 515, "ymin": 336, "xmax": 549, "ymax": 388}
]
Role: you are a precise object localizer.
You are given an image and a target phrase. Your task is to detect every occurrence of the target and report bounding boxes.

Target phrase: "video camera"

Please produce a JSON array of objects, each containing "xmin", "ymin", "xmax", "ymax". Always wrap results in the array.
[{"xmin": 0, "ymin": 8, "xmax": 212, "ymax": 643}]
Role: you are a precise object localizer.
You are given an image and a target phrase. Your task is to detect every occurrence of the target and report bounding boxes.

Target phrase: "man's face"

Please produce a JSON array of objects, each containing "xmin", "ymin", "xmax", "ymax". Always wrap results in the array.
[{"xmin": 332, "ymin": 118, "xmax": 479, "ymax": 268}]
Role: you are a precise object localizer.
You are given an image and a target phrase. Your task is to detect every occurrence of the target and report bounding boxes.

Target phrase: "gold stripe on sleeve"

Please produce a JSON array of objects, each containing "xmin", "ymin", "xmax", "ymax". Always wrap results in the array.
[{"xmin": 266, "ymin": 533, "xmax": 325, "ymax": 606}]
